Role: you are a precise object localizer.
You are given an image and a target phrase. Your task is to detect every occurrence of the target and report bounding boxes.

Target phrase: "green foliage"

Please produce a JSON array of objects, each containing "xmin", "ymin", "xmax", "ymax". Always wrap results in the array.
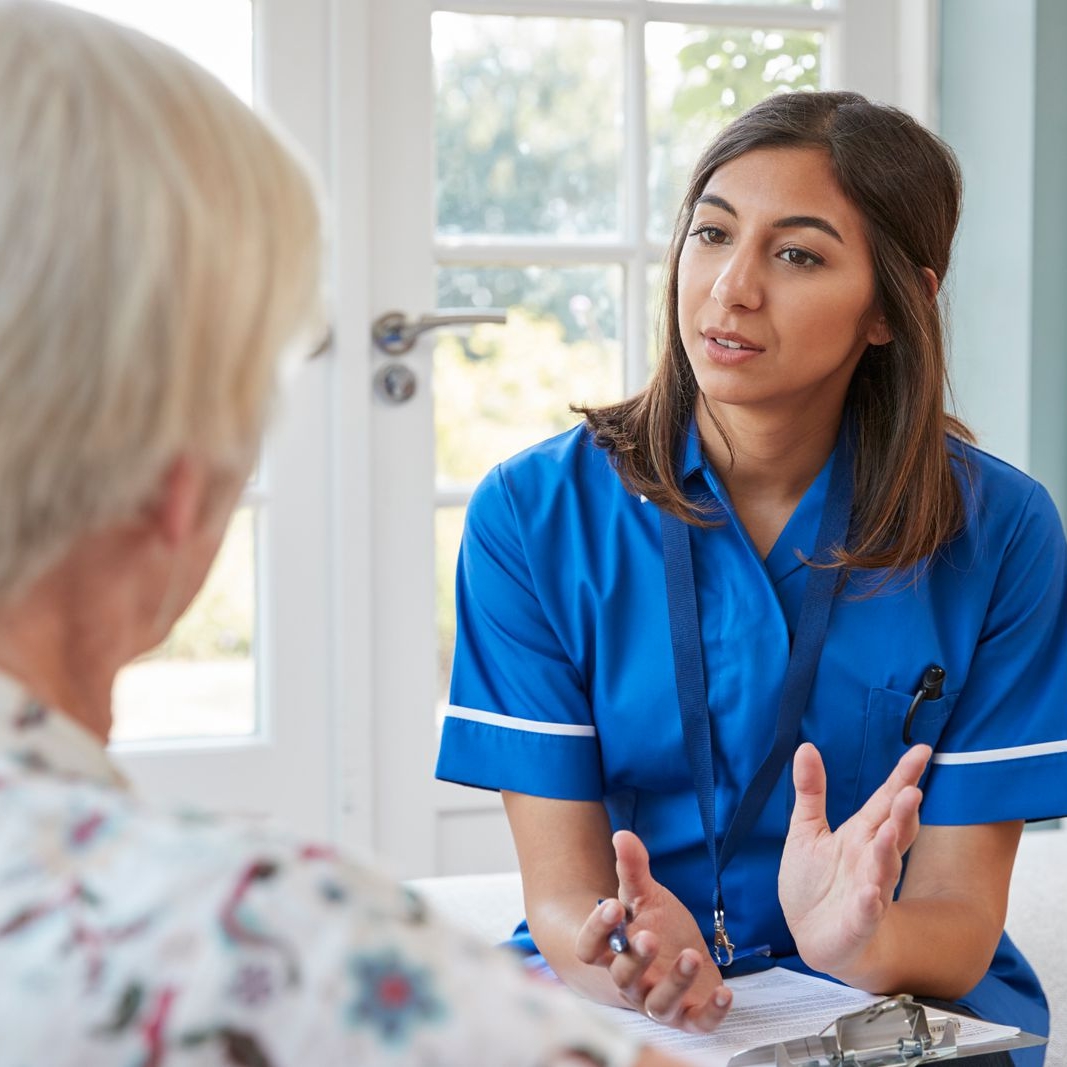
[
  {"xmin": 435, "ymin": 309, "xmax": 622, "ymax": 483},
  {"xmin": 438, "ymin": 260, "xmax": 621, "ymax": 353},
  {"xmin": 435, "ymin": 13, "xmax": 623, "ymax": 237},
  {"xmin": 647, "ymin": 23, "xmax": 823, "ymax": 236}
]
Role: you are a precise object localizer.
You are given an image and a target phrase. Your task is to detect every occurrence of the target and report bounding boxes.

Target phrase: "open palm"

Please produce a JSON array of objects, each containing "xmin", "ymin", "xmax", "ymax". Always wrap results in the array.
[{"xmin": 779, "ymin": 743, "xmax": 930, "ymax": 979}]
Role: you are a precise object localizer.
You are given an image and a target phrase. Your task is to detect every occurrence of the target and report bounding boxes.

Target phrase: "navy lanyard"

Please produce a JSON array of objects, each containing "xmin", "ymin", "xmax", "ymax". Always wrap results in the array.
[{"xmin": 659, "ymin": 422, "xmax": 854, "ymax": 966}]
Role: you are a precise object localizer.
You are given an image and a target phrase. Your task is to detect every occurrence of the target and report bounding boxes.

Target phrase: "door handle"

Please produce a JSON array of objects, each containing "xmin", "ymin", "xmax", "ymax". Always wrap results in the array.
[{"xmin": 371, "ymin": 308, "xmax": 507, "ymax": 355}]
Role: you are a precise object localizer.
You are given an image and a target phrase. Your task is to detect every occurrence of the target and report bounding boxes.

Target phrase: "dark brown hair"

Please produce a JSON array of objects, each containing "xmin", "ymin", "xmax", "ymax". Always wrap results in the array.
[{"xmin": 580, "ymin": 90, "xmax": 972, "ymax": 574}]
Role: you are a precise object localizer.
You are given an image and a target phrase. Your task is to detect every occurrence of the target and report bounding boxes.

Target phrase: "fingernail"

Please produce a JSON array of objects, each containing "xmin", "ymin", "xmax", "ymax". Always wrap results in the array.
[
  {"xmin": 633, "ymin": 932, "xmax": 653, "ymax": 957},
  {"xmin": 678, "ymin": 954, "xmax": 697, "ymax": 977},
  {"xmin": 715, "ymin": 988, "xmax": 731, "ymax": 1008},
  {"xmin": 600, "ymin": 900, "xmax": 621, "ymax": 924}
]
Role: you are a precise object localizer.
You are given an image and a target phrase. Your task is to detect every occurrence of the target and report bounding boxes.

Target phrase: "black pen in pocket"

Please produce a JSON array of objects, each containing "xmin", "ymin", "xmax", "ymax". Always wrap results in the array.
[{"xmin": 903, "ymin": 664, "xmax": 946, "ymax": 744}]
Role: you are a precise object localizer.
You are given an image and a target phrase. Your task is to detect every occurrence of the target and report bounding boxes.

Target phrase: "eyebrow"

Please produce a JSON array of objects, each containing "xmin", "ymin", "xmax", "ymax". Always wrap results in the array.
[{"xmin": 695, "ymin": 194, "xmax": 844, "ymax": 244}]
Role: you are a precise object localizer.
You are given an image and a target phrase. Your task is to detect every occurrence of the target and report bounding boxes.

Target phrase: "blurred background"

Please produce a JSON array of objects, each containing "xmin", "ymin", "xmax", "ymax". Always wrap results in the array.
[{"xmin": 72, "ymin": 0, "xmax": 1065, "ymax": 877}]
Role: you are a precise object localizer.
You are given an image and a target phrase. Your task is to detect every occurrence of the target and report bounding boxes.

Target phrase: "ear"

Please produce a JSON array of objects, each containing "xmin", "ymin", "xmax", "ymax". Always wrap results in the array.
[
  {"xmin": 920, "ymin": 266, "xmax": 940, "ymax": 301},
  {"xmin": 866, "ymin": 311, "xmax": 892, "ymax": 347},
  {"xmin": 146, "ymin": 455, "xmax": 211, "ymax": 549}
]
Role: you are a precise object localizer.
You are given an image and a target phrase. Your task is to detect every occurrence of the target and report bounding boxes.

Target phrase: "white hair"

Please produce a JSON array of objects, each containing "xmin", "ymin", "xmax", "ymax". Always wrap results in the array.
[{"xmin": 0, "ymin": 0, "xmax": 323, "ymax": 601}]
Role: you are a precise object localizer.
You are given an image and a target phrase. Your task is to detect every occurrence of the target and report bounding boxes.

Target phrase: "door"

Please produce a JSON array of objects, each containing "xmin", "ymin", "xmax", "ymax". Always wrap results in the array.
[{"xmin": 365, "ymin": 0, "xmax": 937, "ymax": 877}]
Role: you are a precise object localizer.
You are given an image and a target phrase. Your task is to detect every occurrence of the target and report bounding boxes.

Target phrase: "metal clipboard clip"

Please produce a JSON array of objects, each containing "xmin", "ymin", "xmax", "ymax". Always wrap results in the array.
[{"xmin": 730, "ymin": 996, "xmax": 960, "ymax": 1066}]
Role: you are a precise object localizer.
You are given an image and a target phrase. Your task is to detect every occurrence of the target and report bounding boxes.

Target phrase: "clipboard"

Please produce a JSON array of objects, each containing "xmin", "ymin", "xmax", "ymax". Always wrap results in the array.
[{"xmin": 726, "ymin": 995, "xmax": 1046, "ymax": 1066}]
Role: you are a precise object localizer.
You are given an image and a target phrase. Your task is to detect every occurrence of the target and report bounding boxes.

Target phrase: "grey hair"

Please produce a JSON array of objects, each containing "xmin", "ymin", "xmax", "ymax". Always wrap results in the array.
[{"xmin": 0, "ymin": 0, "xmax": 323, "ymax": 601}]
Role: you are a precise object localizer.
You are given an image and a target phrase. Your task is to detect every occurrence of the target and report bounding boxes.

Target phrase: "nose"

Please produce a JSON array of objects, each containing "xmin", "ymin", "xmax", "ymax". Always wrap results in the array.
[{"xmin": 710, "ymin": 248, "xmax": 763, "ymax": 311}]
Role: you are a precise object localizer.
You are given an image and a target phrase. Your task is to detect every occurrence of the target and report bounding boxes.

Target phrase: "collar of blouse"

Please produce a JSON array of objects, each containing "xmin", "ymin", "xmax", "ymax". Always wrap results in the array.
[{"xmin": 0, "ymin": 671, "xmax": 127, "ymax": 790}]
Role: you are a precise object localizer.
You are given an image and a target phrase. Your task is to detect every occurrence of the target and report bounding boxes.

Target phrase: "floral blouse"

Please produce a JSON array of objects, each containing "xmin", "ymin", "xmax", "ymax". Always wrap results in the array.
[{"xmin": 0, "ymin": 674, "xmax": 639, "ymax": 1067}]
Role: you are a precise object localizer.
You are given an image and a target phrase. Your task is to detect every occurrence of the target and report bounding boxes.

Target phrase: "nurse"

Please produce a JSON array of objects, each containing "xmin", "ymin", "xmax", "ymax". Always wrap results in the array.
[{"xmin": 436, "ymin": 90, "xmax": 1067, "ymax": 1063}]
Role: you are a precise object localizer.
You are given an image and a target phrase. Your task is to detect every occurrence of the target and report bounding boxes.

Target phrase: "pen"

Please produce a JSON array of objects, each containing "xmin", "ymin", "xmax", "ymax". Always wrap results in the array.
[
  {"xmin": 598, "ymin": 899, "xmax": 630, "ymax": 953},
  {"xmin": 902, "ymin": 664, "xmax": 945, "ymax": 744}
]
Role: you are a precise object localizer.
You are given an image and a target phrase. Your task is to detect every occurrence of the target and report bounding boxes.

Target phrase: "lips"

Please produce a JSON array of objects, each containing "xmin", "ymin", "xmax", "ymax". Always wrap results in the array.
[
  {"xmin": 704, "ymin": 329, "xmax": 763, "ymax": 350},
  {"xmin": 701, "ymin": 329, "xmax": 764, "ymax": 365}
]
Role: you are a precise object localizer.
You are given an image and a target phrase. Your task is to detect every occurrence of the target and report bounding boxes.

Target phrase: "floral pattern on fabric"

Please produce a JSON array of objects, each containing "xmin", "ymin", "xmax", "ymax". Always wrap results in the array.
[
  {"xmin": 0, "ymin": 671, "xmax": 639, "ymax": 1067},
  {"xmin": 347, "ymin": 948, "xmax": 445, "ymax": 1042}
]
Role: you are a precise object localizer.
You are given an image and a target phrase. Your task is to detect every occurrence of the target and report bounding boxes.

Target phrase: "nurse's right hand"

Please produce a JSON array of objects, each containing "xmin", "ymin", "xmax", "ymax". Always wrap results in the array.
[{"xmin": 574, "ymin": 830, "xmax": 732, "ymax": 1033}]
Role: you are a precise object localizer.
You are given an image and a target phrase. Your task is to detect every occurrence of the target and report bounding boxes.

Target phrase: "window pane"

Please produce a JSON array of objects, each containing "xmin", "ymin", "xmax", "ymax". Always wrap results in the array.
[
  {"xmin": 433, "ymin": 14, "xmax": 623, "ymax": 237},
  {"xmin": 647, "ymin": 22, "xmax": 823, "ymax": 240},
  {"xmin": 112, "ymin": 508, "xmax": 257, "ymax": 742},
  {"xmin": 434, "ymin": 266, "xmax": 624, "ymax": 486},
  {"xmin": 435, "ymin": 506, "xmax": 466, "ymax": 717},
  {"xmin": 60, "ymin": 1, "xmax": 253, "ymax": 103}
]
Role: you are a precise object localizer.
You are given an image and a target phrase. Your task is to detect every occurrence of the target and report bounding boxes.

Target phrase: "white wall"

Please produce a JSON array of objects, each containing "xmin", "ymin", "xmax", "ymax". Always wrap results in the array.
[{"xmin": 941, "ymin": 0, "xmax": 1067, "ymax": 520}]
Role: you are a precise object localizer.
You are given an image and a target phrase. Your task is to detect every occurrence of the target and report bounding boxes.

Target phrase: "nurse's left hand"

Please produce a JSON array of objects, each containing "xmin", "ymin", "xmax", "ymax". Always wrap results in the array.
[{"xmin": 778, "ymin": 742, "xmax": 930, "ymax": 980}]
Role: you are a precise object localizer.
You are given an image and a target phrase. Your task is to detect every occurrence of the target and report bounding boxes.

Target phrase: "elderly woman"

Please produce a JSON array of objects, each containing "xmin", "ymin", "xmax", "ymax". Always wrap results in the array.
[{"xmin": 0, "ymin": 5, "xmax": 686, "ymax": 1066}]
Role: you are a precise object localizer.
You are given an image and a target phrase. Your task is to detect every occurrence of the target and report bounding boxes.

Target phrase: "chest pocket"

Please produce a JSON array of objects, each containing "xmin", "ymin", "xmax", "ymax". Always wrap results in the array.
[{"xmin": 851, "ymin": 687, "xmax": 958, "ymax": 810}]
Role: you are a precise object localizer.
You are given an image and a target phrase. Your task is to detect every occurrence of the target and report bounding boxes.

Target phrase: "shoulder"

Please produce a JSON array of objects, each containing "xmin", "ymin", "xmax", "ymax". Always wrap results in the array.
[
  {"xmin": 954, "ymin": 439, "xmax": 1040, "ymax": 498},
  {"xmin": 952, "ymin": 440, "xmax": 1064, "ymax": 547},
  {"xmin": 497, "ymin": 422, "xmax": 618, "ymax": 490},
  {"xmin": 467, "ymin": 423, "xmax": 632, "ymax": 532},
  {"xmin": 3, "ymin": 768, "xmax": 395, "ymax": 936},
  {"xmin": 941, "ymin": 441, "xmax": 1066, "ymax": 603}
]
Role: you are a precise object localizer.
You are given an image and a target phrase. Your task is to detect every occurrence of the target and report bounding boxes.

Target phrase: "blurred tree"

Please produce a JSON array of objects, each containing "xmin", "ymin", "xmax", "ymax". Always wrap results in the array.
[
  {"xmin": 647, "ymin": 23, "xmax": 823, "ymax": 236},
  {"xmin": 435, "ymin": 13, "xmax": 623, "ymax": 239},
  {"xmin": 434, "ymin": 308, "xmax": 622, "ymax": 484}
]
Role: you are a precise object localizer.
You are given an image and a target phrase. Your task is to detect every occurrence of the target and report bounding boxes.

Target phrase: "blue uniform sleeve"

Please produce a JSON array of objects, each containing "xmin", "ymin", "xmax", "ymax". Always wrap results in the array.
[
  {"xmin": 435, "ymin": 465, "xmax": 604, "ymax": 800},
  {"xmin": 923, "ymin": 481, "xmax": 1067, "ymax": 824}
]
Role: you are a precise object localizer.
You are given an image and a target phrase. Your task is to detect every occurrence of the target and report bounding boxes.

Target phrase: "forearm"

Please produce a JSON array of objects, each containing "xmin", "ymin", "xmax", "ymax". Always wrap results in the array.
[
  {"xmin": 528, "ymin": 888, "xmax": 632, "ymax": 1006},
  {"xmin": 505, "ymin": 792, "xmax": 632, "ymax": 1006},
  {"xmin": 820, "ymin": 894, "xmax": 1004, "ymax": 1000},
  {"xmin": 506, "ymin": 796, "xmax": 729, "ymax": 1026}
]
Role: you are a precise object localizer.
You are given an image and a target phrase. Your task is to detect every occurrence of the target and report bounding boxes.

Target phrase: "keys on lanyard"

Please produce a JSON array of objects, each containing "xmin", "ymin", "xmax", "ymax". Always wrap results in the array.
[{"xmin": 712, "ymin": 904, "xmax": 735, "ymax": 967}]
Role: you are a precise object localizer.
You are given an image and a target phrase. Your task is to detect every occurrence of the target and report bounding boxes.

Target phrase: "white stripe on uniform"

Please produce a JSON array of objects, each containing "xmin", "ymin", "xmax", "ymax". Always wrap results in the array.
[
  {"xmin": 444, "ymin": 705, "xmax": 596, "ymax": 737},
  {"xmin": 932, "ymin": 737, "xmax": 1067, "ymax": 765}
]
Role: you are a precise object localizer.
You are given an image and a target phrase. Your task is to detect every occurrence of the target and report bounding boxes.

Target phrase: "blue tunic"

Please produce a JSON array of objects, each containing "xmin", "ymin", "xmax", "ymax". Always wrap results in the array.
[{"xmin": 436, "ymin": 421, "xmax": 1067, "ymax": 1064}]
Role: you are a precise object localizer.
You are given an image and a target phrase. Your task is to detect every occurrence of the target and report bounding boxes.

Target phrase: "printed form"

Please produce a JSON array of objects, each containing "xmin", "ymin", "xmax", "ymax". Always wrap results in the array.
[{"xmin": 591, "ymin": 968, "xmax": 1020, "ymax": 1066}]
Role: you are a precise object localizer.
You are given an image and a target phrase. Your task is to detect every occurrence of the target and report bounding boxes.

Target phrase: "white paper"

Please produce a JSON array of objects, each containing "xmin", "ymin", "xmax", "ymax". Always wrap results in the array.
[{"xmin": 590, "ymin": 968, "xmax": 1020, "ymax": 1067}]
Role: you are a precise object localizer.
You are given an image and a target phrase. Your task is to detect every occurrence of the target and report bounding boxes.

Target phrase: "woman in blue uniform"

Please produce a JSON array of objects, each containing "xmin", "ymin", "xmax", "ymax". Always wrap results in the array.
[{"xmin": 436, "ymin": 91, "xmax": 1067, "ymax": 1064}]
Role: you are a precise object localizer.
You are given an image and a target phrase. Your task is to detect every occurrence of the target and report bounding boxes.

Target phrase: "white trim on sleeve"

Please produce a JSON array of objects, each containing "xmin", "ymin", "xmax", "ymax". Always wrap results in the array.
[
  {"xmin": 932, "ymin": 737, "xmax": 1067, "ymax": 766},
  {"xmin": 445, "ymin": 705, "xmax": 597, "ymax": 738}
]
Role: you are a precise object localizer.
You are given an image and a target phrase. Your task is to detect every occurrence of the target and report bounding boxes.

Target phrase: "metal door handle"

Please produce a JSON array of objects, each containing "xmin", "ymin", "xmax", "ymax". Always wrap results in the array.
[{"xmin": 371, "ymin": 308, "xmax": 507, "ymax": 355}]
